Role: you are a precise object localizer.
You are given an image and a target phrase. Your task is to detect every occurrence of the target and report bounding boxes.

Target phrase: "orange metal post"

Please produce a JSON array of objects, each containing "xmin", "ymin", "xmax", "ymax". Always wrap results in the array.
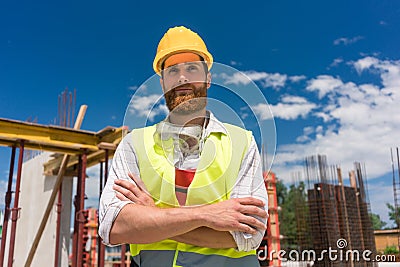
[
  {"xmin": 54, "ymin": 185, "xmax": 63, "ymax": 267},
  {"xmin": 266, "ymin": 172, "xmax": 281, "ymax": 267},
  {"xmin": 77, "ymin": 151, "xmax": 87, "ymax": 267},
  {"xmin": 0, "ymin": 146, "xmax": 16, "ymax": 267},
  {"xmin": 7, "ymin": 141, "xmax": 24, "ymax": 267}
]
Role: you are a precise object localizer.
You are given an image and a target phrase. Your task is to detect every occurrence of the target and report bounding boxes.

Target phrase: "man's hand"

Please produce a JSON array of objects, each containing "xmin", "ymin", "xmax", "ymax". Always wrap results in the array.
[
  {"xmin": 199, "ymin": 197, "xmax": 267, "ymax": 235},
  {"xmin": 113, "ymin": 173, "xmax": 155, "ymax": 207}
]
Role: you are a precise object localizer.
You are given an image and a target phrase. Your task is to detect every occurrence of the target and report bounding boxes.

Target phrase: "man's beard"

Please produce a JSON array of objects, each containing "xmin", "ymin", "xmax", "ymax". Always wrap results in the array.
[{"xmin": 164, "ymin": 83, "xmax": 207, "ymax": 115}]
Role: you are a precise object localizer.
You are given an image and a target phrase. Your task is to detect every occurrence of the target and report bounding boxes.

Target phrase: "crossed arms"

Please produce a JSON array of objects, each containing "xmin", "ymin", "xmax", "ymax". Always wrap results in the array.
[{"xmin": 109, "ymin": 176, "xmax": 267, "ymax": 249}]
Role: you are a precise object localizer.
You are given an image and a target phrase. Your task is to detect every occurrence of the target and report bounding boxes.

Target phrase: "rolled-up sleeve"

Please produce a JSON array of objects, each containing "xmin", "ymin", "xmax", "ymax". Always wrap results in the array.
[
  {"xmin": 229, "ymin": 137, "xmax": 268, "ymax": 251},
  {"xmin": 98, "ymin": 132, "xmax": 140, "ymax": 245}
]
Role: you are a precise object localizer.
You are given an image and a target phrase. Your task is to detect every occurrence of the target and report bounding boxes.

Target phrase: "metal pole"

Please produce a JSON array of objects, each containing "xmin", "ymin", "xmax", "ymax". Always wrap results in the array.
[
  {"xmin": 54, "ymin": 184, "xmax": 63, "ymax": 267},
  {"xmin": 104, "ymin": 149, "xmax": 109, "ymax": 186},
  {"xmin": 71, "ymin": 156, "xmax": 82, "ymax": 267},
  {"xmin": 121, "ymin": 245, "xmax": 126, "ymax": 267},
  {"xmin": 7, "ymin": 140, "xmax": 25, "ymax": 267},
  {"xmin": 99, "ymin": 150, "xmax": 109, "ymax": 267},
  {"xmin": 98, "ymin": 161, "xmax": 104, "ymax": 267},
  {"xmin": 100, "ymin": 161, "xmax": 103, "ymax": 196},
  {"xmin": 0, "ymin": 146, "xmax": 16, "ymax": 267},
  {"xmin": 76, "ymin": 151, "xmax": 87, "ymax": 267}
]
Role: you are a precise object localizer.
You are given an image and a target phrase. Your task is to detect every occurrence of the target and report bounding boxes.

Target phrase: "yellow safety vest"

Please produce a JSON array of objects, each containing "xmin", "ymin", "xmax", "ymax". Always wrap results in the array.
[{"xmin": 129, "ymin": 123, "xmax": 260, "ymax": 267}]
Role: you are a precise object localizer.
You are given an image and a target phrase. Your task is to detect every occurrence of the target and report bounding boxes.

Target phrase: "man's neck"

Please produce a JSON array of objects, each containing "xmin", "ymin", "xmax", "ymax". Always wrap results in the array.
[{"xmin": 168, "ymin": 108, "xmax": 208, "ymax": 127}]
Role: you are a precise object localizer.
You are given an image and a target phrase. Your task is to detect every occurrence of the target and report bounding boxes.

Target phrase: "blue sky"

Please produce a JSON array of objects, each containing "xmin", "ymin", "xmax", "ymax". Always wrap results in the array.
[{"xmin": 1, "ymin": 1, "xmax": 400, "ymax": 225}]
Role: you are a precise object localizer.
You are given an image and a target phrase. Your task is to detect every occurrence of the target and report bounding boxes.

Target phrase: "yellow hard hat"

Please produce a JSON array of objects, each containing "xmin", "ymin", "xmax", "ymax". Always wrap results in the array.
[{"xmin": 153, "ymin": 26, "xmax": 213, "ymax": 75}]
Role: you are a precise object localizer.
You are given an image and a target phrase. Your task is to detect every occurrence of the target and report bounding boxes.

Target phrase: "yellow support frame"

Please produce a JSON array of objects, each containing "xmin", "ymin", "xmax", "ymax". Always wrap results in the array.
[{"xmin": 0, "ymin": 118, "xmax": 128, "ymax": 174}]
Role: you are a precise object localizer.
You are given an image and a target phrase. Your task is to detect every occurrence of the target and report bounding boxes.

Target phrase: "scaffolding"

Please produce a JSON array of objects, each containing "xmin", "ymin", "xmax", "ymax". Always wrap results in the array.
[
  {"xmin": 0, "ymin": 111, "xmax": 127, "ymax": 266},
  {"xmin": 294, "ymin": 155, "xmax": 378, "ymax": 267}
]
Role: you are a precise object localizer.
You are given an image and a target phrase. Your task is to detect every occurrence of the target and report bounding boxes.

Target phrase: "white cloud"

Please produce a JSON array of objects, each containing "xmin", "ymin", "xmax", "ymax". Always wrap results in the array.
[
  {"xmin": 333, "ymin": 36, "xmax": 364, "ymax": 46},
  {"xmin": 296, "ymin": 126, "xmax": 317, "ymax": 142},
  {"xmin": 0, "ymin": 179, "xmax": 9, "ymax": 208},
  {"xmin": 355, "ymin": 57, "xmax": 400, "ymax": 94},
  {"xmin": 250, "ymin": 72, "xmax": 287, "ymax": 89},
  {"xmin": 353, "ymin": 57, "xmax": 379, "ymax": 73},
  {"xmin": 314, "ymin": 112, "xmax": 331, "ymax": 122},
  {"xmin": 221, "ymin": 72, "xmax": 253, "ymax": 86},
  {"xmin": 251, "ymin": 103, "xmax": 273, "ymax": 120},
  {"xmin": 252, "ymin": 95, "xmax": 316, "ymax": 121},
  {"xmin": 128, "ymin": 94, "xmax": 168, "ymax": 121},
  {"xmin": 272, "ymin": 161, "xmax": 305, "ymax": 185},
  {"xmin": 271, "ymin": 102, "xmax": 316, "ymax": 120},
  {"xmin": 221, "ymin": 71, "xmax": 307, "ymax": 90},
  {"xmin": 128, "ymin": 84, "xmax": 147, "ymax": 92},
  {"xmin": 230, "ymin": 60, "xmax": 241, "ymax": 66},
  {"xmin": 221, "ymin": 71, "xmax": 288, "ymax": 89},
  {"xmin": 281, "ymin": 95, "xmax": 308, "ymax": 104},
  {"xmin": 85, "ymin": 165, "xmax": 101, "ymax": 208},
  {"xmin": 289, "ymin": 75, "xmax": 306, "ymax": 83},
  {"xmin": 306, "ymin": 75, "xmax": 343, "ymax": 99},
  {"xmin": 329, "ymin": 58, "xmax": 344, "ymax": 68},
  {"xmin": 368, "ymin": 182, "xmax": 395, "ymax": 226},
  {"xmin": 272, "ymin": 57, "xmax": 400, "ymax": 183}
]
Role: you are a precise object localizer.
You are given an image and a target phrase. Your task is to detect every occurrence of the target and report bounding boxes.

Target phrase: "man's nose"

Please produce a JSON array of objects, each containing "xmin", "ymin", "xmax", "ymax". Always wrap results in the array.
[{"xmin": 178, "ymin": 73, "xmax": 189, "ymax": 84}]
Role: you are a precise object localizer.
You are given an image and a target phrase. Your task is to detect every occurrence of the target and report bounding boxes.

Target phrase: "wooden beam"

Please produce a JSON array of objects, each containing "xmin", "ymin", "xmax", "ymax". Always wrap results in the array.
[{"xmin": 43, "ymin": 149, "xmax": 118, "ymax": 176}]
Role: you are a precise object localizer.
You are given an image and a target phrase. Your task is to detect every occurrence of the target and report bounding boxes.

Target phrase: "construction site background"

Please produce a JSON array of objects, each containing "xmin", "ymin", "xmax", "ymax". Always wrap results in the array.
[{"xmin": 0, "ymin": 89, "xmax": 399, "ymax": 266}]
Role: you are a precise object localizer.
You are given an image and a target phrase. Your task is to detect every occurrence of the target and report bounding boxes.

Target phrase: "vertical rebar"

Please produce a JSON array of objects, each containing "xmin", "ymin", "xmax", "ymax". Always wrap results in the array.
[
  {"xmin": 67, "ymin": 92, "xmax": 72, "ymax": 127},
  {"xmin": 58, "ymin": 94, "xmax": 61, "ymax": 126},
  {"xmin": 72, "ymin": 89, "xmax": 76, "ymax": 129}
]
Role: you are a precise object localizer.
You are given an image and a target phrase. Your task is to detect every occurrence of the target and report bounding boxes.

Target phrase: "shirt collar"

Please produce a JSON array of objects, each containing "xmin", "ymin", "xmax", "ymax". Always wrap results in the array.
[
  {"xmin": 162, "ymin": 110, "xmax": 228, "ymax": 136},
  {"xmin": 205, "ymin": 111, "xmax": 228, "ymax": 136}
]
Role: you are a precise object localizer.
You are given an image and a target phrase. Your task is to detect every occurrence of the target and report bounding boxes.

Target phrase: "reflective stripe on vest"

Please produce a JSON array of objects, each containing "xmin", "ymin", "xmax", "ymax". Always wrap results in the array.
[
  {"xmin": 130, "ymin": 123, "xmax": 258, "ymax": 267},
  {"xmin": 131, "ymin": 250, "xmax": 260, "ymax": 267}
]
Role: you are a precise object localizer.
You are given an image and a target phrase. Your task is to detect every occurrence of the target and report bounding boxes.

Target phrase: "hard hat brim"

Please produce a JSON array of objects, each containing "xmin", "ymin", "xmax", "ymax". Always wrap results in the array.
[{"xmin": 153, "ymin": 48, "xmax": 213, "ymax": 75}]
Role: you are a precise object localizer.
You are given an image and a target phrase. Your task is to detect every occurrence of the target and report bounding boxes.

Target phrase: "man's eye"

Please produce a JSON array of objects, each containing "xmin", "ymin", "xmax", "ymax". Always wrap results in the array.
[
  {"xmin": 187, "ymin": 65, "xmax": 200, "ymax": 72},
  {"xmin": 167, "ymin": 67, "xmax": 178, "ymax": 75}
]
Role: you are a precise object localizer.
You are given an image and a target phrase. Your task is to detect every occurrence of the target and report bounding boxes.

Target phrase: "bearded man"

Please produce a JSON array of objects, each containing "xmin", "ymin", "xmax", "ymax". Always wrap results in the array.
[{"xmin": 99, "ymin": 26, "xmax": 268, "ymax": 267}]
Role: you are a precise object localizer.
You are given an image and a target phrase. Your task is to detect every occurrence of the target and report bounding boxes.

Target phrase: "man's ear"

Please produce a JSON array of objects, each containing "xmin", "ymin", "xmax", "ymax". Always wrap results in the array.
[{"xmin": 206, "ymin": 72, "xmax": 211, "ymax": 89}]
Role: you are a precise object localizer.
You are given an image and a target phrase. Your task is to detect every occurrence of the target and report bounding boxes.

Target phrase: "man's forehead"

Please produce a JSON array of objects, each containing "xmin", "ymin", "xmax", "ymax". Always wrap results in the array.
[{"xmin": 164, "ymin": 52, "xmax": 202, "ymax": 69}]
